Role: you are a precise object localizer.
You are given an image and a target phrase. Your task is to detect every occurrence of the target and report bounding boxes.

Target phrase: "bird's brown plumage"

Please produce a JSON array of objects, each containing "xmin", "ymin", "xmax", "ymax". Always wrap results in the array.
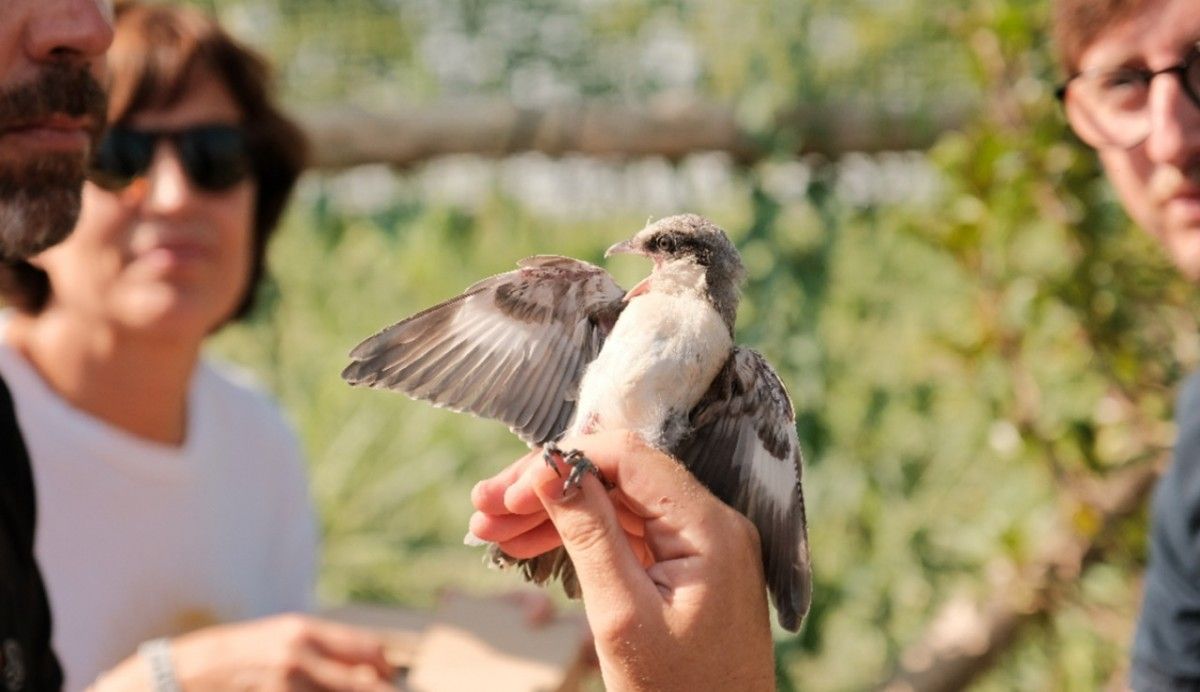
[{"xmin": 343, "ymin": 214, "xmax": 811, "ymax": 631}]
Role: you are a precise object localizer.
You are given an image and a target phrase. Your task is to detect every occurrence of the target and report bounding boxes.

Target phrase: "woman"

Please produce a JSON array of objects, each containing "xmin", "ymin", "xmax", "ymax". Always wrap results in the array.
[{"xmin": 0, "ymin": 3, "xmax": 391, "ymax": 690}]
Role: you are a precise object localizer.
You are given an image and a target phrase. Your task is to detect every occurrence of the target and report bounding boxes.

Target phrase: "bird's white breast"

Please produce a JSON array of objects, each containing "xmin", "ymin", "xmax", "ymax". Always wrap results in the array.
[{"xmin": 571, "ymin": 291, "xmax": 733, "ymax": 447}]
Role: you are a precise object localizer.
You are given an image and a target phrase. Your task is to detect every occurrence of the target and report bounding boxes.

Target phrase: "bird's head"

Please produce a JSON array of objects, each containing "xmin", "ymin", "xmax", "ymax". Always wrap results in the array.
[{"xmin": 606, "ymin": 213, "xmax": 745, "ymax": 331}]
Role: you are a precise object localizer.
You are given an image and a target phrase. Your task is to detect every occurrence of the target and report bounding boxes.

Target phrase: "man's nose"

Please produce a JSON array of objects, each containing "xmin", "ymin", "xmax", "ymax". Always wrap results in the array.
[
  {"xmin": 1144, "ymin": 70, "xmax": 1200, "ymax": 168},
  {"xmin": 25, "ymin": 0, "xmax": 114, "ymax": 65}
]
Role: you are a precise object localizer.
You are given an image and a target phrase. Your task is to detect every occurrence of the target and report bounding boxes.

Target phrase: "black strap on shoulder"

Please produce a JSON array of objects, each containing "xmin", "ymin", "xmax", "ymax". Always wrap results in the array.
[
  {"xmin": 0, "ymin": 373, "xmax": 63, "ymax": 691},
  {"xmin": 0, "ymin": 373, "xmax": 35, "ymax": 555}
]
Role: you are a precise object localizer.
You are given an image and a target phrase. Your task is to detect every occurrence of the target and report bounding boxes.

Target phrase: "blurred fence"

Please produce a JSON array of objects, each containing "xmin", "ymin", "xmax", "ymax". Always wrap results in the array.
[
  {"xmin": 298, "ymin": 98, "xmax": 972, "ymax": 169},
  {"xmin": 195, "ymin": 0, "xmax": 976, "ymax": 167}
]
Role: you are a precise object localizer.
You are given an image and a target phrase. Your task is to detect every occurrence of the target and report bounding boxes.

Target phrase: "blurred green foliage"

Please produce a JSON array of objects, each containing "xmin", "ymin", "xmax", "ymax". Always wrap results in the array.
[{"xmin": 197, "ymin": 0, "xmax": 1200, "ymax": 688}]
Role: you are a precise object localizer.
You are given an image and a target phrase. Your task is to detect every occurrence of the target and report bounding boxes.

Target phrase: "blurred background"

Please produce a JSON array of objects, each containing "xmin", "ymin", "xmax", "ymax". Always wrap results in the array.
[{"xmin": 188, "ymin": 0, "xmax": 1200, "ymax": 688}]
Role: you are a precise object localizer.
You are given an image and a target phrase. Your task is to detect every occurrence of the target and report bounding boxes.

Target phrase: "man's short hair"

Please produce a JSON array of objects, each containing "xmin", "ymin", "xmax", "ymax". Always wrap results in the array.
[
  {"xmin": 0, "ymin": 0, "xmax": 308, "ymax": 323},
  {"xmin": 1052, "ymin": 0, "xmax": 1155, "ymax": 75}
]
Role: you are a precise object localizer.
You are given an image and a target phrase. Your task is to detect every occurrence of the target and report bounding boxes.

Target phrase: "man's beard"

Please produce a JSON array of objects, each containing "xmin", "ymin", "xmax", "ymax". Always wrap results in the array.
[{"xmin": 0, "ymin": 65, "xmax": 107, "ymax": 259}]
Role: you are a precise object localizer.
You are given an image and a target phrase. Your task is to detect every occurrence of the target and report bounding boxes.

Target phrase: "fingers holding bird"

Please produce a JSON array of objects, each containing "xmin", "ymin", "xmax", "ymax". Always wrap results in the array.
[{"xmin": 470, "ymin": 442, "xmax": 651, "ymax": 566}]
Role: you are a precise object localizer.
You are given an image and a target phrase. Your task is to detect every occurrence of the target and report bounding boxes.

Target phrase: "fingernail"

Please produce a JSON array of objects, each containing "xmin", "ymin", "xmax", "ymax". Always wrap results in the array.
[{"xmin": 463, "ymin": 531, "xmax": 488, "ymax": 547}]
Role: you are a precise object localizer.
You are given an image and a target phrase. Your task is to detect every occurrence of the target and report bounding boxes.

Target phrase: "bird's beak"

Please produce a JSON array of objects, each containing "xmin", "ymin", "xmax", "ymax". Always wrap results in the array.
[{"xmin": 605, "ymin": 239, "xmax": 639, "ymax": 258}]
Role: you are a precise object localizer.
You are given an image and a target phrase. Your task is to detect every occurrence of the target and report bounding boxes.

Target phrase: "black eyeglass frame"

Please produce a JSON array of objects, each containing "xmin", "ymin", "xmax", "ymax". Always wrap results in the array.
[
  {"xmin": 1055, "ymin": 42, "xmax": 1200, "ymax": 108},
  {"xmin": 87, "ymin": 123, "xmax": 254, "ymax": 193}
]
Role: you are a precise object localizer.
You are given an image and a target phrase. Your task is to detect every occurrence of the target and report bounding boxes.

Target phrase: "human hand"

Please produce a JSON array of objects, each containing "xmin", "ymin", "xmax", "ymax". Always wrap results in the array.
[
  {"xmin": 90, "ymin": 614, "xmax": 395, "ymax": 692},
  {"xmin": 469, "ymin": 430, "xmax": 776, "ymax": 692},
  {"xmin": 469, "ymin": 440, "xmax": 654, "ymax": 567}
]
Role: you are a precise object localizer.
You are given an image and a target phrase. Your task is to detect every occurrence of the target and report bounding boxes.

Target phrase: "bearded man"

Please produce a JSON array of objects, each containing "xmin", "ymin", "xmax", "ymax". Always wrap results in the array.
[{"xmin": 0, "ymin": 3, "xmax": 112, "ymax": 690}]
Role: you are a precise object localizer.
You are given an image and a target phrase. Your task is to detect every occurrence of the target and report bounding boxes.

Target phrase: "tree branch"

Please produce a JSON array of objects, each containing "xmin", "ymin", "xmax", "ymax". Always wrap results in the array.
[{"xmin": 878, "ymin": 461, "xmax": 1159, "ymax": 692}]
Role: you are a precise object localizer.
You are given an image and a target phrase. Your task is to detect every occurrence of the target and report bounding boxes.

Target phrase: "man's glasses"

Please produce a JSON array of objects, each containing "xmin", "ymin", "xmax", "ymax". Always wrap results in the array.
[
  {"xmin": 1056, "ymin": 42, "xmax": 1200, "ymax": 150},
  {"xmin": 87, "ymin": 124, "xmax": 252, "ymax": 193}
]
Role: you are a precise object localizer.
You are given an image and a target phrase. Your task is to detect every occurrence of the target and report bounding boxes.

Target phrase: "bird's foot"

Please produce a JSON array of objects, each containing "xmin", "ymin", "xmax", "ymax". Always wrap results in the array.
[{"xmin": 543, "ymin": 441, "xmax": 613, "ymax": 498}]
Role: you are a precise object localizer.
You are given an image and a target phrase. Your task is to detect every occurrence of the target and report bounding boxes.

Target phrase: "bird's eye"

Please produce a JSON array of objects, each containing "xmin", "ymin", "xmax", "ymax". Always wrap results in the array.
[{"xmin": 657, "ymin": 235, "xmax": 677, "ymax": 253}]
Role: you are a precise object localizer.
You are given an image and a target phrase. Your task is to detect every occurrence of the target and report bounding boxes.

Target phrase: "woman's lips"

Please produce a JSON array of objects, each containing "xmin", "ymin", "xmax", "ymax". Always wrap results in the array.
[{"xmin": 138, "ymin": 241, "xmax": 214, "ymax": 271}]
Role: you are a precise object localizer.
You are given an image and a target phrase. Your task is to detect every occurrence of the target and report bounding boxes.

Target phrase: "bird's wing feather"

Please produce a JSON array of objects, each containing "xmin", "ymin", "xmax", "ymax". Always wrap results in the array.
[
  {"xmin": 673, "ymin": 347, "xmax": 812, "ymax": 631},
  {"xmin": 342, "ymin": 255, "xmax": 626, "ymax": 446}
]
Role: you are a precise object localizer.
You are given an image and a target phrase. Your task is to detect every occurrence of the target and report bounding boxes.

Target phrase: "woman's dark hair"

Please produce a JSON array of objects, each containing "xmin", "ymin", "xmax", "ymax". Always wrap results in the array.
[{"xmin": 0, "ymin": 0, "xmax": 307, "ymax": 322}]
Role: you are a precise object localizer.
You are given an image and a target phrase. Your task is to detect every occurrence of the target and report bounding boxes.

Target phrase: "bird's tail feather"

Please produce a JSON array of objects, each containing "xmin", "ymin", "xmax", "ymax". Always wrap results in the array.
[{"xmin": 485, "ymin": 544, "xmax": 580, "ymax": 599}]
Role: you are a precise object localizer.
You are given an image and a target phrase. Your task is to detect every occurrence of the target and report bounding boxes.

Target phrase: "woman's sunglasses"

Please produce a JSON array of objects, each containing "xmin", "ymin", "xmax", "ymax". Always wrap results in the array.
[{"xmin": 87, "ymin": 124, "xmax": 252, "ymax": 193}]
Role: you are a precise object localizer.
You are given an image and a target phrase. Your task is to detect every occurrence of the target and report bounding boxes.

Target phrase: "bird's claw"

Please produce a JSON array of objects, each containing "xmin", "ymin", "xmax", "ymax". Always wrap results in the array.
[
  {"xmin": 543, "ymin": 441, "xmax": 613, "ymax": 498},
  {"xmin": 542, "ymin": 442, "xmax": 567, "ymax": 478}
]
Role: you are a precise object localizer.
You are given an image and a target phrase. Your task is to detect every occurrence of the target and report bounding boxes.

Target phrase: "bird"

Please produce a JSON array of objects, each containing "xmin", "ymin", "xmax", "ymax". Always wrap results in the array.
[{"xmin": 341, "ymin": 213, "xmax": 811, "ymax": 631}]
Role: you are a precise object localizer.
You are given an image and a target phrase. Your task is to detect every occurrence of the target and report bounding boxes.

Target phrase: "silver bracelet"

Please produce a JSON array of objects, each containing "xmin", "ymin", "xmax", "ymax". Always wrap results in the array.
[{"xmin": 137, "ymin": 638, "xmax": 182, "ymax": 692}]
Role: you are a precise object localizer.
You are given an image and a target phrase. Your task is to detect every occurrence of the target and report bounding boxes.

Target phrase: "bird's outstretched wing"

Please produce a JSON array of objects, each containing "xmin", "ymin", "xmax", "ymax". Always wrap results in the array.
[
  {"xmin": 673, "ymin": 347, "xmax": 812, "ymax": 632},
  {"xmin": 342, "ymin": 256, "xmax": 626, "ymax": 446}
]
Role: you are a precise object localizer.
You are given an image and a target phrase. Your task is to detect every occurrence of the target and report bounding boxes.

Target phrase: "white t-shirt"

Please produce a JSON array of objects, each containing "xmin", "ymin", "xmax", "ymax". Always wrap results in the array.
[{"xmin": 0, "ymin": 322, "xmax": 318, "ymax": 692}]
